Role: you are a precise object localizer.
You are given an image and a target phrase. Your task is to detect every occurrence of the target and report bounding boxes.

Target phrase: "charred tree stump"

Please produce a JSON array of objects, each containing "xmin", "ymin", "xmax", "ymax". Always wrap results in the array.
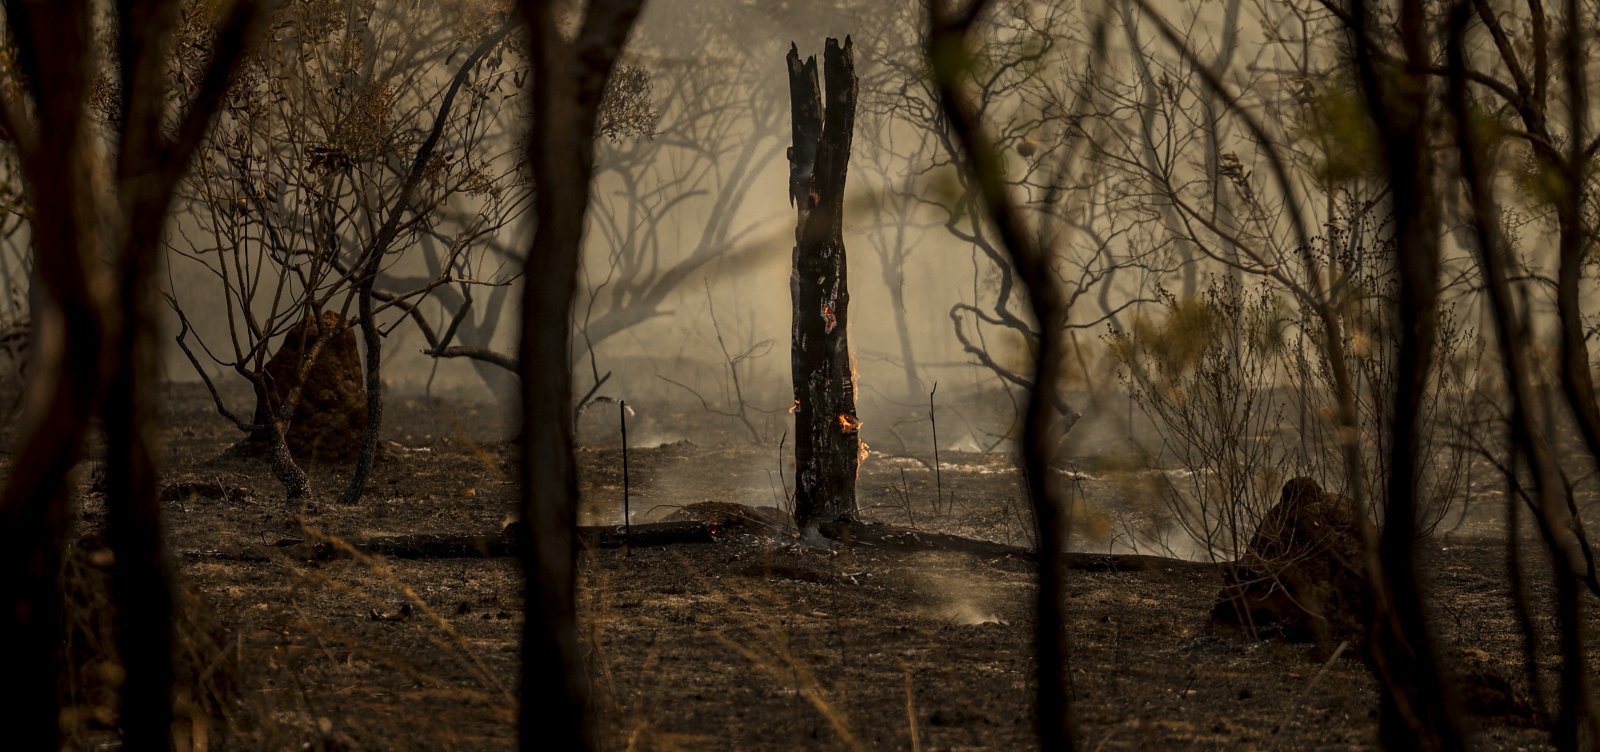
[{"xmin": 787, "ymin": 38, "xmax": 860, "ymax": 531}]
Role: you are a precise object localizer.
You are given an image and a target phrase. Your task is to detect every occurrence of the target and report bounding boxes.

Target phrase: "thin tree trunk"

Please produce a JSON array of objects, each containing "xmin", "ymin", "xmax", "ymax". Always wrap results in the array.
[
  {"xmin": 1448, "ymin": 8, "xmax": 1600, "ymax": 746},
  {"xmin": 515, "ymin": 3, "xmax": 644, "ymax": 750},
  {"xmin": 102, "ymin": 290, "xmax": 174, "ymax": 749},
  {"xmin": 106, "ymin": 123, "xmax": 177, "ymax": 750},
  {"xmin": 1352, "ymin": 1, "xmax": 1463, "ymax": 746},
  {"xmin": 1548, "ymin": 1, "xmax": 1600, "ymax": 741},
  {"xmin": 0, "ymin": 14, "xmax": 102, "ymax": 738},
  {"xmin": 927, "ymin": 4, "xmax": 1075, "ymax": 748},
  {"xmin": 787, "ymin": 38, "xmax": 860, "ymax": 531},
  {"xmin": 0, "ymin": 3, "xmax": 260, "ymax": 747},
  {"xmin": 0, "ymin": 295, "xmax": 98, "ymax": 751},
  {"xmin": 877, "ymin": 210, "xmax": 922, "ymax": 398},
  {"xmin": 340, "ymin": 22, "xmax": 512, "ymax": 505}
]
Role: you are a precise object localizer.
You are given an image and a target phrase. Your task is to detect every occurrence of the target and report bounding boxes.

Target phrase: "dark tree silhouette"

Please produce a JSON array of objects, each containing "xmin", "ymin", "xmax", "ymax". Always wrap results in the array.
[
  {"xmin": 927, "ymin": 1, "xmax": 1083, "ymax": 748},
  {"xmin": 0, "ymin": 1, "xmax": 261, "ymax": 747},
  {"xmin": 1346, "ymin": 0, "xmax": 1467, "ymax": 744},
  {"xmin": 515, "ymin": 1, "xmax": 645, "ymax": 749},
  {"xmin": 1444, "ymin": 2, "xmax": 1600, "ymax": 746}
]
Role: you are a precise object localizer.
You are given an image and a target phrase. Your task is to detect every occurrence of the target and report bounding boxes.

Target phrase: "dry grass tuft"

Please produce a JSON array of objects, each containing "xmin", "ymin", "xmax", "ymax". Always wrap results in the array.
[{"xmin": 60, "ymin": 535, "xmax": 250, "ymax": 751}]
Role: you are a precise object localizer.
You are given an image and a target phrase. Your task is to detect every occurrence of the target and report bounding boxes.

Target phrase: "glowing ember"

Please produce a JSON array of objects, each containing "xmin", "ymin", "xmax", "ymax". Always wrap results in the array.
[
  {"xmin": 838, "ymin": 413, "xmax": 861, "ymax": 433},
  {"xmin": 788, "ymin": 399, "xmax": 801, "ymax": 414},
  {"xmin": 822, "ymin": 305, "xmax": 837, "ymax": 334}
]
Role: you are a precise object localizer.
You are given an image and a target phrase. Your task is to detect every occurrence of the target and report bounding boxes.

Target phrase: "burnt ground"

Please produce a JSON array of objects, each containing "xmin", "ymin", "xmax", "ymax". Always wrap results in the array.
[{"xmin": 3, "ymin": 383, "xmax": 1593, "ymax": 750}]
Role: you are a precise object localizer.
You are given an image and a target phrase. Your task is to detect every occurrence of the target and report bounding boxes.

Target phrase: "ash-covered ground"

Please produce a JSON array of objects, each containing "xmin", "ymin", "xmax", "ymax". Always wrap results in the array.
[{"xmin": 0, "ymin": 383, "xmax": 1577, "ymax": 750}]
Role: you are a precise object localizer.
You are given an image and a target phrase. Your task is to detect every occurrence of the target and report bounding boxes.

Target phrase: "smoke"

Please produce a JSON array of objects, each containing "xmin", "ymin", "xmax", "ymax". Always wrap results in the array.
[
  {"xmin": 912, "ymin": 567, "xmax": 1010, "ymax": 627},
  {"xmin": 127, "ymin": 0, "xmax": 1218, "ymax": 517}
]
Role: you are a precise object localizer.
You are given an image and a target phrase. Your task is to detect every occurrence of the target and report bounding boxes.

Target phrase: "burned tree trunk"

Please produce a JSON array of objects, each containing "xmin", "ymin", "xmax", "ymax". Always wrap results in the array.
[{"xmin": 787, "ymin": 38, "xmax": 860, "ymax": 531}]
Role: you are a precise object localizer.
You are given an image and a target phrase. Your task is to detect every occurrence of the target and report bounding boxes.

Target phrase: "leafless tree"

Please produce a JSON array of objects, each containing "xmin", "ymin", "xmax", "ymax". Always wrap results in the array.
[
  {"xmin": 873, "ymin": 0, "xmax": 1166, "ymax": 430},
  {"xmin": 1443, "ymin": 1, "xmax": 1600, "ymax": 746},
  {"xmin": 853, "ymin": 3, "xmax": 945, "ymax": 398},
  {"xmin": 380, "ymin": 59, "xmax": 659, "ymax": 399},
  {"xmin": 168, "ymin": 0, "xmax": 521, "ymax": 502},
  {"xmin": 1337, "ymin": 1, "xmax": 1468, "ymax": 743},
  {"xmin": 580, "ymin": 56, "xmax": 777, "ymax": 349}
]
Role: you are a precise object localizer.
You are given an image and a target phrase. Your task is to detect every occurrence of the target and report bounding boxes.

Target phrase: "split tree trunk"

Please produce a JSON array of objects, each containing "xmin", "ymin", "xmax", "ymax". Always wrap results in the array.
[{"xmin": 787, "ymin": 38, "xmax": 860, "ymax": 531}]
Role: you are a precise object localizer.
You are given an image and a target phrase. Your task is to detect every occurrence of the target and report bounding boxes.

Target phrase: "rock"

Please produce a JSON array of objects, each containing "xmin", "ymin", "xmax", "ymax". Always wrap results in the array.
[
  {"xmin": 240, "ymin": 310, "xmax": 367, "ymax": 463},
  {"xmin": 1210, "ymin": 477, "xmax": 1374, "ymax": 646}
]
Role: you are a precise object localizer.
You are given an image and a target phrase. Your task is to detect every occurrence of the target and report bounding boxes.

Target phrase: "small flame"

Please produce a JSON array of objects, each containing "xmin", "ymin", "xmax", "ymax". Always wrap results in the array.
[
  {"xmin": 838, "ymin": 413, "xmax": 861, "ymax": 433},
  {"xmin": 788, "ymin": 399, "xmax": 801, "ymax": 414},
  {"xmin": 858, "ymin": 438, "xmax": 870, "ymax": 466}
]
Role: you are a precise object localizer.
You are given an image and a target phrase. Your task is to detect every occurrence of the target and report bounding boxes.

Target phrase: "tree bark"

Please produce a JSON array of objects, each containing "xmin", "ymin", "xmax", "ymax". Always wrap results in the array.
[
  {"xmin": 787, "ymin": 38, "xmax": 860, "ymax": 531},
  {"xmin": 0, "ymin": 8, "xmax": 110, "ymax": 748}
]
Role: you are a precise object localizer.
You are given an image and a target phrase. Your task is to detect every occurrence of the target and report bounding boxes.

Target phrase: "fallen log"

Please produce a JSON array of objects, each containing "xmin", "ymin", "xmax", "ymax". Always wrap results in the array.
[
  {"xmin": 184, "ymin": 521, "xmax": 720, "ymax": 562},
  {"xmin": 817, "ymin": 521, "xmax": 1030, "ymax": 559},
  {"xmin": 817, "ymin": 521, "xmax": 1226, "ymax": 574},
  {"xmin": 181, "ymin": 517, "xmax": 1225, "ymax": 575}
]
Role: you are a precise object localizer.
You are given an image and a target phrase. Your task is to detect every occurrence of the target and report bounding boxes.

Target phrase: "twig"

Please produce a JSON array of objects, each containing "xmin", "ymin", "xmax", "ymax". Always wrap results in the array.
[
  {"xmin": 1304, "ymin": 640, "xmax": 1350, "ymax": 693},
  {"xmin": 703, "ymin": 280, "xmax": 769, "ymax": 443},
  {"xmin": 930, "ymin": 382, "xmax": 943, "ymax": 516},
  {"xmin": 574, "ymin": 371, "xmax": 612, "ymax": 418},
  {"xmin": 778, "ymin": 429, "xmax": 793, "ymax": 514},
  {"xmin": 170, "ymin": 301, "xmax": 254, "ymax": 433},
  {"xmin": 620, "ymin": 399, "xmax": 631, "ymax": 545},
  {"xmin": 426, "ymin": 344, "xmax": 519, "ymax": 372},
  {"xmin": 904, "ymin": 663, "xmax": 921, "ymax": 752},
  {"xmin": 657, "ymin": 374, "xmax": 762, "ymax": 443}
]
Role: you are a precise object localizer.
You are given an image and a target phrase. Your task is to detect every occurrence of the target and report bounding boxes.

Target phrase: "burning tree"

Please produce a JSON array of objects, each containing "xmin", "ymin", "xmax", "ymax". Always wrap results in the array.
[{"xmin": 787, "ymin": 38, "xmax": 861, "ymax": 531}]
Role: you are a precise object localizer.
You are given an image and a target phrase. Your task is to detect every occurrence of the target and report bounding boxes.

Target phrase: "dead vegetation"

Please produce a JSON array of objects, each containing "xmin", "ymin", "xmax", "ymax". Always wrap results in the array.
[{"xmin": 10, "ymin": 390, "xmax": 1582, "ymax": 750}]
